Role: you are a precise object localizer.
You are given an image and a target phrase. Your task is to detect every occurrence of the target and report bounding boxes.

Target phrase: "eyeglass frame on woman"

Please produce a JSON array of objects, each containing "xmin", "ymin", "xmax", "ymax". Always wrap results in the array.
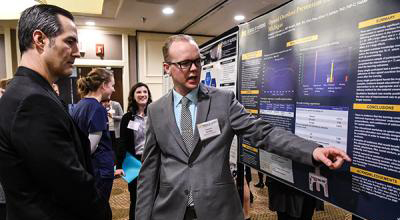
[{"xmin": 165, "ymin": 57, "xmax": 202, "ymax": 70}]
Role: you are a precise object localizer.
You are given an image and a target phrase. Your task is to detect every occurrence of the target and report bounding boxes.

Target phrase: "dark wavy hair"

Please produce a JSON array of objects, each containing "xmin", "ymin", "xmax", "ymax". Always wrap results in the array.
[
  {"xmin": 77, "ymin": 68, "xmax": 113, "ymax": 97},
  {"xmin": 127, "ymin": 82, "xmax": 152, "ymax": 115}
]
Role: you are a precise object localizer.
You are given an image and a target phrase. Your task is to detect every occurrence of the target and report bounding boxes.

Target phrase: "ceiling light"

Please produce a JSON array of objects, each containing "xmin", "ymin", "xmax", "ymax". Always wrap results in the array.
[
  {"xmin": 86, "ymin": 21, "xmax": 95, "ymax": 26},
  {"xmin": 162, "ymin": 7, "xmax": 174, "ymax": 15},
  {"xmin": 234, "ymin": 15, "xmax": 245, "ymax": 21}
]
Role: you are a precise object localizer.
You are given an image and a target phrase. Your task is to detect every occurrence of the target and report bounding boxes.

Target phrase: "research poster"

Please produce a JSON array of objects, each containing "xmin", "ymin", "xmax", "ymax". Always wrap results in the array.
[
  {"xmin": 200, "ymin": 31, "xmax": 240, "ymax": 171},
  {"xmin": 200, "ymin": 32, "xmax": 238, "ymax": 94},
  {"xmin": 237, "ymin": 0, "xmax": 400, "ymax": 219}
]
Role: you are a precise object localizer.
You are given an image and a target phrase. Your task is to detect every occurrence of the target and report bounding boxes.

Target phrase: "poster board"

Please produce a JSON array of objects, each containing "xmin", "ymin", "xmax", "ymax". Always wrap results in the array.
[
  {"xmin": 200, "ymin": 30, "xmax": 239, "ymax": 95},
  {"xmin": 200, "ymin": 28, "xmax": 239, "ymax": 167},
  {"xmin": 237, "ymin": 0, "xmax": 400, "ymax": 219}
]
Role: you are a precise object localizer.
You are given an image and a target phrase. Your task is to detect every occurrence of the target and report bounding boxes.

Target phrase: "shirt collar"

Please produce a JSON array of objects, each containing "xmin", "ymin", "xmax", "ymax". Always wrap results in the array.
[{"xmin": 173, "ymin": 87, "xmax": 199, "ymax": 108}]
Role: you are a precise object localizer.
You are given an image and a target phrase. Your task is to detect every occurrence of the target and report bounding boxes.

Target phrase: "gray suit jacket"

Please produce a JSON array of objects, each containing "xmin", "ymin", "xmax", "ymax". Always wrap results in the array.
[
  {"xmin": 135, "ymin": 84, "xmax": 319, "ymax": 220},
  {"xmin": 110, "ymin": 100, "xmax": 123, "ymax": 138}
]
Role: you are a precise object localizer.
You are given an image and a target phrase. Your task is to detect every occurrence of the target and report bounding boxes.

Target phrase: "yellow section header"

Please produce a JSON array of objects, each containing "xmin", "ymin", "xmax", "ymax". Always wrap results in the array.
[
  {"xmin": 350, "ymin": 166, "xmax": 400, "ymax": 186},
  {"xmin": 245, "ymin": 109, "xmax": 259, "ymax": 114},
  {"xmin": 353, "ymin": 103, "xmax": 400, "ymax": 112},
  {"xmin": 242, "ymin": 50, "xmax": 262, "ymax": 60},
  {"xmin": 287, "ymin": 35, "xmax": 318, "ymax": 47},
  {"xmin": 359, "ymin": 12, "xmax": 400, "ymax": 29},
  {"xmin": 242, "ymin": 144, "xmax": 258, "ymax": 153},
  {"xmin": 240, "ymin": 90, "xmax": 260, "ymax": 95}
]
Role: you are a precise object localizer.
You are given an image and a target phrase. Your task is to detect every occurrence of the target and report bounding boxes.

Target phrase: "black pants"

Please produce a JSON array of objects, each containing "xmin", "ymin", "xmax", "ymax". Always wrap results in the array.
[
  {"xmin": 257, "ymin": 172, "xmax": 266, "ymax": 183},
  {"xmin": 245, "ymin": 166, "xmax": 252, "ymax": 183},
  {"xmin": 128, "ymin": 178, "xmax": 138, "ymax": 220},
  {"xmin": 277, "ymin": 195, "xmax": 316, "ymax": 220},
  {"xmin": 128, "ymin": 154, "xmax": 142, "ymax": 220},
  {"xmin": 0, "ymin": 203, "xmax": 5, "ymax": 220},
  {"xmin": 96, "ymin": 178, "xmax": 114, "ymax": 202},
  {"xmin": 109, "ymin": 131, "xmax": 119, "ymax": 163}
]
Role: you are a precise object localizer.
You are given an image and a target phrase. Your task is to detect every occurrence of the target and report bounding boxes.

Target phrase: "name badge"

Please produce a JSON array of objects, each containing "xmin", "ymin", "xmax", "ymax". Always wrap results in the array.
[
  {"xmin": 197, "ymin": 119, "xmax": 221, "ymax": 141},
  {"xmin": 128, "ymin": 120, "xmax": 140, "ymax": 131}
]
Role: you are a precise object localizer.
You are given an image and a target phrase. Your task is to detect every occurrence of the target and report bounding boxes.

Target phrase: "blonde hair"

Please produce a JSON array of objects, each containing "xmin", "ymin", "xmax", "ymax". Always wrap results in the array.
[
  {"xmin": 77, "ymin": 68, "xmax": 113, "ymax": 97},
  {"xmin": 162, "ymin": 34, "xmax": 196, "ymax": 62}
]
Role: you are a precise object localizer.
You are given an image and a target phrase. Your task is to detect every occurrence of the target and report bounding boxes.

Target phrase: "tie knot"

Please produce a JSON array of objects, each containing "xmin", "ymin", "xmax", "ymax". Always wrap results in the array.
[{"xmin": 181, "ymin": 97, "xmax": 190, "ymax": 108}]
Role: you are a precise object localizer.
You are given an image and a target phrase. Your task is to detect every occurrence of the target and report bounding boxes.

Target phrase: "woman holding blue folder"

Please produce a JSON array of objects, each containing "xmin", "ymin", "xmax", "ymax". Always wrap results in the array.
[{"xmin": 116, "ymin": 82, "xmax": 152, "ymax": 220}]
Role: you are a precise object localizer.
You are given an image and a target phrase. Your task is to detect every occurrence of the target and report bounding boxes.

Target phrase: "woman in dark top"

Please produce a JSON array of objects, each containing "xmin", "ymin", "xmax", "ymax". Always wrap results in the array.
[
  {"xmin": 72, "ymin": 68, "xmax": 115, "ymax": 202},
  {"xmin": 115, "ymin": 82, "xmax": 152, "ymax": 220}
]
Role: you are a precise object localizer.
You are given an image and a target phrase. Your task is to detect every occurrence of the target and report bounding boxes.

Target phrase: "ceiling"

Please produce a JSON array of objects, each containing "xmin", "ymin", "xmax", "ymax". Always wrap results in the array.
[
  {"xmin": 73, "ymin": 0, "xmax": 292, "ymax": 36},
  {"xmin": 46, "ymin": 0, "xmax": 105, "ymax": 15}
]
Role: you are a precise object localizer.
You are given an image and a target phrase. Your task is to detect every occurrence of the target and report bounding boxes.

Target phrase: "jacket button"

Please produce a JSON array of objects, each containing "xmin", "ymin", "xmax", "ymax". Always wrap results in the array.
[
  {"xmin": 188, "ymin": 163, "xmax": 193, "ymax": 168},
  {"xmin": 184, "ymin": 190, "xmax": 189, "ymax": 195}
]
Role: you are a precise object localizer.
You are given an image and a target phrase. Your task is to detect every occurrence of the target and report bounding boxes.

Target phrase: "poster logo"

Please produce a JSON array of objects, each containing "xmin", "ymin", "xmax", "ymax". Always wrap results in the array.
[{"xmin": 241, "ymin": 23, "xmax": 266, "ymax": 38}]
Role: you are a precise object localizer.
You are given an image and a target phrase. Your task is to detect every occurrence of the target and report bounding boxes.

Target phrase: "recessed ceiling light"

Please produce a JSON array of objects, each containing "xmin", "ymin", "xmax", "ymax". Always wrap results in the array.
[
  {"xmin": 85, "ymin": 21, "xmax": 95, "ymax": 26},
  {"xmin": 162, "ymin": 7, "xmax": 174, "ymax": 15},
  {"xmin": 234, "ymin": 15, "xmax": 245, "ymax": 21}
]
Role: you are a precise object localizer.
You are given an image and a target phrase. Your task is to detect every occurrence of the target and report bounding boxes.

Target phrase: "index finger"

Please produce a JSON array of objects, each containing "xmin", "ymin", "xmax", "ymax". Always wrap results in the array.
[{"xmin": 337, "ymin": 150, "xmax": 351, "ymax": 162}]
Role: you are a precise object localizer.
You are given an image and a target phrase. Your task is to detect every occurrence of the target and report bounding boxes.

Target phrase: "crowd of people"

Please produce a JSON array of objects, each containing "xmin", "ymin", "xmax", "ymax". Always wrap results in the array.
[{"xmin": 0, "ymin": 4, "xmax": 352, "ymax": 220}]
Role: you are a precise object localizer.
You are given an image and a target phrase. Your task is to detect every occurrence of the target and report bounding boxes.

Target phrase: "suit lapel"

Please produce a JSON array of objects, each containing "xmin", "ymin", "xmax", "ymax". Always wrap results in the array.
[
  {"xmin": 165, "ymin": 91, "xmax": 190, "ymax": 156},
  {"xmin": 191, "ymin": 85, "xmax": 211, "ymax": 153}
]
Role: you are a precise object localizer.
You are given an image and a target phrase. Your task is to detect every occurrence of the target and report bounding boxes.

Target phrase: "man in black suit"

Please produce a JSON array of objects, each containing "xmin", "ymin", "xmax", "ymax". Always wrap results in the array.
[{"xmin": 0, "ymin": 5, "xmax": 111, "ymax": 220}]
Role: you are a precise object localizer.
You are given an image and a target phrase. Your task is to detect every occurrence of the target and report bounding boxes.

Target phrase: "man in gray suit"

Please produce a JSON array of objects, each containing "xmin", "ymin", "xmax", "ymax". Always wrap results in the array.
[{"xmin": 135, "ymin": 34, "xmax": 351, "ymax": 220}]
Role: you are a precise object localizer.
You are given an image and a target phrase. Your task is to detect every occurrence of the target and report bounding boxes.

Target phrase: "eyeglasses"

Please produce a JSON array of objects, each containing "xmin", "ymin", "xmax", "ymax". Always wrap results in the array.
[{"xmin": 167, "ymin": 58, "xmax": 202, "ymax": 70}]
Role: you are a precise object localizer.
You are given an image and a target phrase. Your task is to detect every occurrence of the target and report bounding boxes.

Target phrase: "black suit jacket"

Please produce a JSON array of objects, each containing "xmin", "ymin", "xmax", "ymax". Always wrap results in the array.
[{"xmin": 0, "ymin": 67, "xmax": 111, "ymax": 220}]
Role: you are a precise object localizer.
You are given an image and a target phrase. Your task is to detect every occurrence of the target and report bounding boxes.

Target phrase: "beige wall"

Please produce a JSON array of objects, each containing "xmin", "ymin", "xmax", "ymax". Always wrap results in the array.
[
  {"xmin": 137, "ymin": 32, "xmax": 212, "ymax": 101},
  {"xmin": 74, "ymin": 28, "xmax": 134, "ymax": 109},
  {"xmin": 0, "ymin": 23, "xmax": 18, "ymax": 79},
  {"xmin": 0, "ymin": 22, "xmax": 213, "ymax": 103},
  {"xmin": 78, "ymin": 33, "xmax": 123, "ymax": 60},
  {"xmin": 128, "ymin": 35, "xmax": 137, "ymax": 88}
]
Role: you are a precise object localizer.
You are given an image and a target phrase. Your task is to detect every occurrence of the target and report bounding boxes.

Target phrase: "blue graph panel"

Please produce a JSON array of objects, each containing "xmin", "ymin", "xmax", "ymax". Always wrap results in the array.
[
  {"xmin": 300, "ymin": 47, "xmax": 351, "ymax": 97},
  {"xmin": 261, "ymin": 54, "xmax": 297, "ymax": 97}
]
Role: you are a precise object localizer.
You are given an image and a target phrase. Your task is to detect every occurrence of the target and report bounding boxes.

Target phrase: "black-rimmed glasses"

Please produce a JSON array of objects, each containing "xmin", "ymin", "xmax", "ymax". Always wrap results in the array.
[{"xmin": 166, "ymin": 58, "xmax": 202, "ymax": 70}]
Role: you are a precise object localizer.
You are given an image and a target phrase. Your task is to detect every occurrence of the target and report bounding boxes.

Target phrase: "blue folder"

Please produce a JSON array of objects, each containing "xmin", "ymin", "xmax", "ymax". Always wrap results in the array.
[{"xmin": 122, "ymin": 152, "xmax": 142, "ymax": 183}]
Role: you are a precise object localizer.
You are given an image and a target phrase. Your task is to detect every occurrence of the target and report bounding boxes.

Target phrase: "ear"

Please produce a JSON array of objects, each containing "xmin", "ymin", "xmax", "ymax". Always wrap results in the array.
[
  {"xmin": 101, "ymin": 81, "xmax": 107, "ymax": 90},
  {"xmin": 32, "ymin": 30, "xmax": 47, "ymax": 51},
  {"xmin": 163, "ymin": 63, "xmax": 171, "ymax": 76}
]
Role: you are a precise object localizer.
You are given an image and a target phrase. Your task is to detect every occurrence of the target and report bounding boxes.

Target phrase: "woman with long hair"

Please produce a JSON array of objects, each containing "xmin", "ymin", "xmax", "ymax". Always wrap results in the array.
[
  {"xmin": 115, "ymin": 82, "xmax": 152, "ymax": 220},
  {"xmin": 72, "ymin": 68, "xmax": 115, "ymax": 202}
]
